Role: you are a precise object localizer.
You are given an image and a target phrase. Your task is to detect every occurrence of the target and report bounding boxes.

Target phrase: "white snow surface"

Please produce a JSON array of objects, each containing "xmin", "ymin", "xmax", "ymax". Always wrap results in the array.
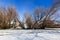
[{"xmin": 0, "ymin": 30, "xmax": 60, "ymax": 40}]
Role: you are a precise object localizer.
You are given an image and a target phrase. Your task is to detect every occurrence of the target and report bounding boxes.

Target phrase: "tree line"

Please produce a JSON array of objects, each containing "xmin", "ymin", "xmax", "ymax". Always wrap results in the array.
[{"xmin": 0, "ymin": 0, "xmax": 60, "ymax": 29}]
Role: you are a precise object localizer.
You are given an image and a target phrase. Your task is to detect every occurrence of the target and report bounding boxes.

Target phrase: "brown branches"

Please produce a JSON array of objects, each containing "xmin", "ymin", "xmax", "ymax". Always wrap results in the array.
[
  {"xmin": 24, "ymin": 13, "xmax": 33, "ymax": 29},
  {"xmin": 0, "ymin": 6, "xmax": 18, "ymax": 29}
]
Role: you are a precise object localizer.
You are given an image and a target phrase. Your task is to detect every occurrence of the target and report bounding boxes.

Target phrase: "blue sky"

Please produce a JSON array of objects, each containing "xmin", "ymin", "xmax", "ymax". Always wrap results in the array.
[{"xmin": 0, "ymin": 0, "xmax": 56, "ymax": 20}]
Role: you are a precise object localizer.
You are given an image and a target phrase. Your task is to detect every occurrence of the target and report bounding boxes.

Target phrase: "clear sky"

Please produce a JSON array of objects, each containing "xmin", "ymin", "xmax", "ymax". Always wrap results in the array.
[{"xmin": 0, "ymin": 0, "xmax": 56, "ymax": 20}]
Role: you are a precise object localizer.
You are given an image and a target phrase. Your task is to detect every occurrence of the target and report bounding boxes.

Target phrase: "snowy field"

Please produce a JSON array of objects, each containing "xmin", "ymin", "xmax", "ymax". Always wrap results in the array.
[{"xmin": 0, "ymin": 30, "xmax": 60, "ymax": 40}]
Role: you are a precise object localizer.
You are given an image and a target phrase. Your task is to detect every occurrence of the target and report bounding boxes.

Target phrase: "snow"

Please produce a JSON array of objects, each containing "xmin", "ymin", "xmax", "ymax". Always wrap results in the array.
[{"xmin": 0, "ymin": 30, "xmax": 60, "ymax": 40}]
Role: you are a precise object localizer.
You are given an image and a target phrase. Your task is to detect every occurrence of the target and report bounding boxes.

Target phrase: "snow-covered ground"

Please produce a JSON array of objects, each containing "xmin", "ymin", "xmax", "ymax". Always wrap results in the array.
[{"xmin": 0, "ymin": 30, "xmax": 60, "ymax": 40}]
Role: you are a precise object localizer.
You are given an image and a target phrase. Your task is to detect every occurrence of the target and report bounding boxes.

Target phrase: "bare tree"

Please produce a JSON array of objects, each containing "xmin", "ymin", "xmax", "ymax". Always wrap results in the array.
[
  {"xmin": 7, "ymin": 6, "xmax": 18, "ymax": 28},
  {"xmin": 32, "ymin": 0, "xmax": 60, "ymax": 29},
  {"xmin": 0, "ymin": 7, "xmax": 9, "ymax": 29},
  {"xmin": 32, "ymin": 7, "xmax": 47, "ymax": 29},
  {"xmin": 24, "ymin": 13, "xmax": 33, "ymax": 29},
  {"xmin": 0, "ymin": 6, "xmax": 19, "ymax": 29}
]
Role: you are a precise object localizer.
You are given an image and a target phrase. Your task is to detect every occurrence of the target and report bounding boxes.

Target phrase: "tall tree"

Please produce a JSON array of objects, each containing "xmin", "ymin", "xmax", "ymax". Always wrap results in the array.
[
  {"xmin": 7, "ymin": 6, "xmax": 18, "ymax": 28},
  {"xmin": 32, "ymin": 0, "xmax": 60, "ymax": 29}
]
